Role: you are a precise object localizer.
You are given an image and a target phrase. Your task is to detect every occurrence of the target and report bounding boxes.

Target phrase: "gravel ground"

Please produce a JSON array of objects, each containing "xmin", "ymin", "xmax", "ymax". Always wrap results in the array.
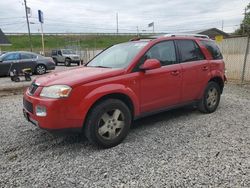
[{"xmin": 0, "ymin": 84, "xmax": 249, "ymax": 187}]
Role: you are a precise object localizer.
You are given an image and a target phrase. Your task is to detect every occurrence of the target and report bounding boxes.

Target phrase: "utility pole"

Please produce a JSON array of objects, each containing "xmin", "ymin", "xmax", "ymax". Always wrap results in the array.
[
  {"xmin": 40, "ymin": 22, "xmax": 44, "ymax": 55},
  {"xmin": 116, "ymin": 12, "xmax": 119, "ymax": 35},
  {"xmin": 243, "ymin": 8, "xmax": 247, "ymax": 35},
  {"xmin": 24, "ymin": 0, "xmax": 32, "ymax": 51},
  {"xmin": 136, "ymin": 26, "xmax": 139, "ymax": 37},
  {"xmin": 221, "ymin": 20, "xmax": 224, "ymax": 31}
]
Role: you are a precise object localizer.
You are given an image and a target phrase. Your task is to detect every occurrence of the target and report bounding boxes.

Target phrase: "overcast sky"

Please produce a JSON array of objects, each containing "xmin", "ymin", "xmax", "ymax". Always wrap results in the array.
[{"xmin": 0, "ymin": 0, "xmax": 249, "ymax": 34}]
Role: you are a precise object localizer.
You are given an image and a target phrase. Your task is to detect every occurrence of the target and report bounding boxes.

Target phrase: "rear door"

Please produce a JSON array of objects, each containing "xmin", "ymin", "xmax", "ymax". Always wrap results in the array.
[
  {"xmin": 176, "ymin": 39, "xmax": 210, "ymax": 102},
  {"xmin": 20, "ymin": 53, "xmax": 37, "ymax": 71},
  {"xmin": 136, "ymin": 40, "xmax": 182, "ymax": 113}
]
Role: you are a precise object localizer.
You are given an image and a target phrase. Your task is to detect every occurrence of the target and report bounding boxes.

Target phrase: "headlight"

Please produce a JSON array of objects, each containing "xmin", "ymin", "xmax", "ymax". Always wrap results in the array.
[{"xmin": 40, "ymin": 85, "xmax": 72, "ymax": 99}]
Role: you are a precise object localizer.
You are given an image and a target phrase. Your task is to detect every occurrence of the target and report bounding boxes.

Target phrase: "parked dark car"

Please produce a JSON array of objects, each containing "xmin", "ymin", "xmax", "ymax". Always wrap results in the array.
[{"xmin": 0, "ymin": 51, "xmax": 55, "ymax": 76}]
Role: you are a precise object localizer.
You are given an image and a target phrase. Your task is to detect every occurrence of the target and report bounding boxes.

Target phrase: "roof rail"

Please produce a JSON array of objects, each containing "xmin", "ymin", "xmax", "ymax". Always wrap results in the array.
[
  {"xmin": 164, "ymin": 33, "xmax": 210, "ymax": 39},
  {"xmin": 129, "ymin": 36, "xmax": 157, "ymax": 41}
]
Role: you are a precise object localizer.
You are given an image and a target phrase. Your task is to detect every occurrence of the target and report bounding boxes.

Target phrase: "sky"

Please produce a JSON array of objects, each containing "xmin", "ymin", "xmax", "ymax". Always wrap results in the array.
[{"xmin": 0, "ymin": 0, "xmax": 249, "ymax": 34}]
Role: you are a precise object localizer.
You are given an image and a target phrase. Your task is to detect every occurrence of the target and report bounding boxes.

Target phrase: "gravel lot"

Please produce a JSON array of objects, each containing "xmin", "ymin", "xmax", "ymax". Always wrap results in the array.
[{"xmin": 0, "ymin": 84, "xmax": 249, "ymax": 187}]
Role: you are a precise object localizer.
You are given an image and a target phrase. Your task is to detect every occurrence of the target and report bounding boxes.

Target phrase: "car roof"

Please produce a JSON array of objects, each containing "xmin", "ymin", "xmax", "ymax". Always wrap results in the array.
[{"xmin": 130, "ymin": 34, "xmax": 213, "ymax": 43}]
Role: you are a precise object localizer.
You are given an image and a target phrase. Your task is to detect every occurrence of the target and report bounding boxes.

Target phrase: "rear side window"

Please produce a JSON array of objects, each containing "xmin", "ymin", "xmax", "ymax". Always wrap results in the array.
[
  {"xmin": 51, "ymin": 50, "xmax": 57, "ymax": 56},
  {"xmin": 201, "ymin": 40, "xmax": 223, "ymax": 60},
  {"xmin": 177, "ymin": 40, "xmax": 205, "ymax": 63},
  {"xmin": 21, "ymin": 53, "xmax": 36, "ymax": 59}
]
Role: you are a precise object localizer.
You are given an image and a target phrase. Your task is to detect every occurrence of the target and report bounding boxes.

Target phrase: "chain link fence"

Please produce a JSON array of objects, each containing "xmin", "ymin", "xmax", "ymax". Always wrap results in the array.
[{"xmin": 217, "ymin": 36, "xmax": 250, "ymax": 83}]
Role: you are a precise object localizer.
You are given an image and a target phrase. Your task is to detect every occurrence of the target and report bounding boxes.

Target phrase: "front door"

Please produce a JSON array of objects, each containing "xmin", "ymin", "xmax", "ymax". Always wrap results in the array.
[
  {"xmin": 0, "ymin": 53, "xmax": 20, "ymax": 76},
  {"xmin": 137, "ymin": 40, "xmax": 182, "ymax": 113}
]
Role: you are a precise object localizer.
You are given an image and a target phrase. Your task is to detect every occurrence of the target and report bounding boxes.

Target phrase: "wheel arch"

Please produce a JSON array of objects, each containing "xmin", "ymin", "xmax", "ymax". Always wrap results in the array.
[
  {"xmin": 209, "ymin": 76, "xmax": 224, "ymax": 93},
  {"xmin": 85, "ymin": 92, "xmax": 135, "ymax": 120}
]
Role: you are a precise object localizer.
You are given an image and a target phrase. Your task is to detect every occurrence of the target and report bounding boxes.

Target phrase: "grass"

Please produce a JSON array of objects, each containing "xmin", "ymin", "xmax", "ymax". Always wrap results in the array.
[{"xmin": 1, "ymin": 34, "xmax": 138, "ymax": 53}]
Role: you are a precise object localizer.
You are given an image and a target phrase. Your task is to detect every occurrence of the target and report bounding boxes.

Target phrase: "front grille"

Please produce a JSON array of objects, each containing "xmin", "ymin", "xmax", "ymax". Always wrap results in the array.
[
  {"xmin": 28, "ymin": 82, "xmax": 39, "ymax": 95},
  {"xmin": 23, "ymin": 98, "xmax": 33, "ymax": 114}
]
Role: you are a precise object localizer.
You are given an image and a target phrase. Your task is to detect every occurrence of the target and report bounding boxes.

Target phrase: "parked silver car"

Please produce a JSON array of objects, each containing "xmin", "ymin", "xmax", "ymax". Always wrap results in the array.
[{"xmin": 51, "ymin": 49, "xmax": 80, "ymax": 66}]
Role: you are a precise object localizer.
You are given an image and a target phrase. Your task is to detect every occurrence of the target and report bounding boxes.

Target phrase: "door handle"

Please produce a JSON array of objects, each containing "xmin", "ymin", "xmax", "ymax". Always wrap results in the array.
[
  {"xmin": 171, "ymin": 70, "xmax": 180, "ymax": 76},
  {"xmin": 202, "ymin": 66, "xmax": 209, "ymax": 71}
]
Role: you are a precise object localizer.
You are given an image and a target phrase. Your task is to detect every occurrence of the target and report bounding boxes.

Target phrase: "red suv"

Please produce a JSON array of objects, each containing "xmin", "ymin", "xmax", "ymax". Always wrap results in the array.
[{"xmin": 23, "ymin": 35, "xmax": 226, "ymax": 148}]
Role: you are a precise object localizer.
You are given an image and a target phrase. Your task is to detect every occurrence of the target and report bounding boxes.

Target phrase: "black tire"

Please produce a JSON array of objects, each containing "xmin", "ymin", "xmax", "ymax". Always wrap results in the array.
[
  {"xmin": 25, "ymin": 77, "xmax": 31, "ymax": 81},
  {"xmin": 35, "ymin": 64, "xmax": 46, "ymax": 75},
  {"xmin": 84, "ymin": 99, "xmax": 132, "ymax": 148},
  {"xmin": 65, "ymin": 58, "xmax": 71, "ymax": 67},
  {"xmin": 198, "ymin": 81, "xmax": 221, "ymax": 113},
  {"xmin": 14, "ymin": 77, "xmax": 20, "ymax": 82}
]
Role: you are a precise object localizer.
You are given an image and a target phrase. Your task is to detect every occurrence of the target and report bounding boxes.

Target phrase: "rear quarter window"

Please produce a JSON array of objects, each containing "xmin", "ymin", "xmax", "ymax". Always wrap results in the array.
[{"xmin": 201, "ymin": 40, "xmax": 223, "ymax": 60}]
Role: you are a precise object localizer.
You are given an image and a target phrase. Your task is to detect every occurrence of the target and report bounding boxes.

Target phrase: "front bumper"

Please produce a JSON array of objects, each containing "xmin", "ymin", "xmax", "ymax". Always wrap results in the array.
[
  {"xmin": 23, "ymin": 89, "xmax": 83, "ymax": 130},
  {"xmin": 47, "ymin": 63, "xmax": 56, "ymax": 71},
  {"xmin": 70, "ymin": 59, "xmax": 80, "ymax": 64}
]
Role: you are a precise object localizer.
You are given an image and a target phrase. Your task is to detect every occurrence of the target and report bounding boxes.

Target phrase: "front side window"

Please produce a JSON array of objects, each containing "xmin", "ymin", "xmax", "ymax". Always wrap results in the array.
[
  {"xmin": 144, "ymin": 40, "xmax": 177, "ymax": 66},
  {"xmin": 3, "ymin": 53, "xmax": 20, "ymax": 61},
  {"xmin": 87, "ymin": 42, "xmax": 148, "ymax": 68},
  {"xmin": 177, "ymin": 40, "xmax": 205, "ymax": 63}
]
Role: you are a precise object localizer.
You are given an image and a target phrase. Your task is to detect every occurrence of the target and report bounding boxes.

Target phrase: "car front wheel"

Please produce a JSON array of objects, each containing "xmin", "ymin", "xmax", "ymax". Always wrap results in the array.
[
  {"xmin": 35, "ymin": 64, "xmax": 46, "ymax": 75},
  {"xmin": 198, "ymin": 81, "xmax": 221, "ymax": 113},
  {"xmin": 84, "ymin": 99, "xmax": 132, "ymax": 148},
  {"xmin": 65, "ymin": 59, "xmax": 71, "ymax": 66}
]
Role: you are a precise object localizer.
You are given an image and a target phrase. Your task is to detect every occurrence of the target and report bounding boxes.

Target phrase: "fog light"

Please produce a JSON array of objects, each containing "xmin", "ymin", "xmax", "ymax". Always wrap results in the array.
[{"xmin": 36, "ymin": 105, "xmax": 47, "ymax": 117}]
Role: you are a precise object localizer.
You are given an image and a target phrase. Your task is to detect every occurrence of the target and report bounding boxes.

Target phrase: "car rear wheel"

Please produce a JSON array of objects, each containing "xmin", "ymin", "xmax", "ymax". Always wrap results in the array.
[
  {"xmin": 35, "ymin": 64, "xmax": 46, "ymax": 75},
  {"xmin": 84, "ymin": 99, "xmax": 131, "ymax": 148},
  {"xmin": 198, "ymin": 81, "xmax": 221, "ymax": 113}
]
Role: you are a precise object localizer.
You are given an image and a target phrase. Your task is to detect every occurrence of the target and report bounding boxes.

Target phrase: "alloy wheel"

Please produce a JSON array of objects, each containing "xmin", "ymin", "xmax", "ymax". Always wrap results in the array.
[
  {"xmin": 206, "ymin": 88, "xmax": 218, "ymax": 108},
  {"xmin": 98, "ymin": 109, "xmax": 125, "ymax": 140},
  {"xmin": 36, "ymin": 65, "xmax": 46, "ymax": 75}
]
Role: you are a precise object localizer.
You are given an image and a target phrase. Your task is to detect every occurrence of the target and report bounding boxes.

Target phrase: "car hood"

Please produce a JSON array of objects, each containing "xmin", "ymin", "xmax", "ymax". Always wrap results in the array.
[{"xmin": 35, "ymin": 67, "xmax": 125, "ymax": 87}]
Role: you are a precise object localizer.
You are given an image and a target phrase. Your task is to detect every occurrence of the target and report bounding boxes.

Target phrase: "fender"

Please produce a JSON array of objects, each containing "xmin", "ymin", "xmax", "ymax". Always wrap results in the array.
[
  {"xmin": 210, "ymin": 69, "xmax": 225, "ymax": 81},
  {"xmin": 198, "ymin": 69, "xmax": 224, "ymax": 99},
  {"xmin": 78, "ymin": 83, "xmax": 140, "ymax": 124}
]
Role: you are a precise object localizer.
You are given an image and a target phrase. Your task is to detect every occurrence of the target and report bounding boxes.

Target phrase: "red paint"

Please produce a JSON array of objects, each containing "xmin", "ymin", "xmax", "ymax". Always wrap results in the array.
[{"xmin": 23, "ymin": 36, "xmax": 226, "ymax": 130}]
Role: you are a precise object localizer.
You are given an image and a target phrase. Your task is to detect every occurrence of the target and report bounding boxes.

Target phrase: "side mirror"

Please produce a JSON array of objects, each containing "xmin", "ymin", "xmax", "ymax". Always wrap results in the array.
[{"xmin": 140, "ymin": 59, "xmax": 161, "ymax": 71}]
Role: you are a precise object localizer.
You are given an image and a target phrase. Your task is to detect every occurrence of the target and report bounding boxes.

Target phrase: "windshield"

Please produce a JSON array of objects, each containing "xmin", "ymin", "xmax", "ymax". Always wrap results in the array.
[
  {"xmin": 62, "ymin": 49, "xmax": 75, "ymax": 54},
  {"xmin": 87, "ymin": 42, "xmax": 148, "ymax": 68}
]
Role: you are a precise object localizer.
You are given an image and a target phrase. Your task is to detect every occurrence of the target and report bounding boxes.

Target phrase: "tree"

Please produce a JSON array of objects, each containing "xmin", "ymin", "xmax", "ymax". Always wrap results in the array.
[{"xmin": 235, "ymin": 3, "xmax": 250, "ymax": 35}]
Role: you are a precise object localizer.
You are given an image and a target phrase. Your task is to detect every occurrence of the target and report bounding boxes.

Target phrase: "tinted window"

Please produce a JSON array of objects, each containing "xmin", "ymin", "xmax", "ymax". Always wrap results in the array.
[
  {"xmin": 21, "ymin": 53, "xmax": 36, "ymax": 59},
  {"xmin": 58, "ymin": 51, "xmax": 62, "ymax": 55},
  {"xmin": 201, "ymin": 40, "xmax": 223, "ymax": 60},
  {"xmin": 51, "ymin": 50, "xmax": 57, "ymax": 56},
  {"xmin": 3, "ymin": 53, "xmax": 20, "ymax": 61},
  {"xmin": 177, "ymin": 40, "xmax": 205, "ymax": 63},
  {"xmin": 145, "ymin": 41, "xmax": 177, "ymax": 66}
]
